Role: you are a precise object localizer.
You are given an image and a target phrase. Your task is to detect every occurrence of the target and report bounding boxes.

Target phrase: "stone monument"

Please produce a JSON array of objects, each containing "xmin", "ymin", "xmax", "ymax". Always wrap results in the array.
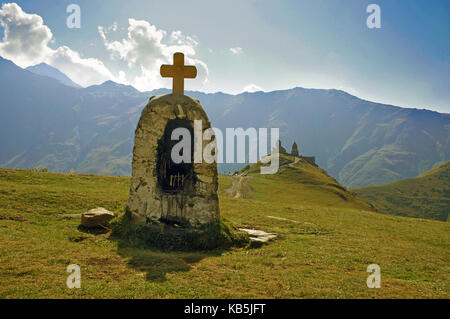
[{"xmin": 126, "ymin": 53, "xmax": 220, "ymax": 228}]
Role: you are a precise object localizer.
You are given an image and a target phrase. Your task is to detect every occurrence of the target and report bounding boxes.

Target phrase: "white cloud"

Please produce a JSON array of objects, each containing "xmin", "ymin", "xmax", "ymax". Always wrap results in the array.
[
  {"xmin": 243, "ymin": 84, "xmax": 264, "ymax": 93},
  {"xmin": 0, "ymin": 2, "xmax": 52, "ymax": 67},
  {"xmin": 47, "ymin": 46, "xmax": 115, "ymax": 87},
  {"xmin": 229, "ymin": 47, "xmax": 243, "ymax": 55},
  {"xmin": 0, "ymin": 3, "xmax": 115, "ymax": 86},
  {"xmin": 108, "ymin": 21, "xmax": 118, "ymax": 32},
  {"xmin": 99, "ymin": 18, "xmax": 208, "ymax": 91},
  {"xmin": 169, "ymin": 30, "xmax": 198, "ymax": 47},
  {"xmin": 0, "ymin": 3, "xmax": 208, "ymax": 91}
]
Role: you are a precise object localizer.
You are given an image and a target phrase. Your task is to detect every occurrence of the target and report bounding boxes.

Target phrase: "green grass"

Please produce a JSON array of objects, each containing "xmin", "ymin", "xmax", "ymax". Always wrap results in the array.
[
  {"xmin": 0, "ymin": 164, "xmax": 448, "ymax": 298},
  {"xmin": 354, "ymin": 161, "xmax": 450, "ymax": 221}
]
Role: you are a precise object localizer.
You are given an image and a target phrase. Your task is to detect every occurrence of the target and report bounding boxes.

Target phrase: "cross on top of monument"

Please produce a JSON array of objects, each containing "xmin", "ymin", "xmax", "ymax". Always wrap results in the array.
[{"xmin": 160, "ymin": 52, "xmax": 197, "ymax": 95}]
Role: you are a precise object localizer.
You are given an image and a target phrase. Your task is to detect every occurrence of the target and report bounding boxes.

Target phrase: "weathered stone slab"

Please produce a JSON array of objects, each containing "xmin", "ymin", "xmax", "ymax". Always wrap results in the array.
[
  {"xmin": 239, "ymin": 228, "xmax": 278, "ymax": 243},
  {"xmin": 81, "ymin": 207, "xmax": 115, "ymax": 228}
]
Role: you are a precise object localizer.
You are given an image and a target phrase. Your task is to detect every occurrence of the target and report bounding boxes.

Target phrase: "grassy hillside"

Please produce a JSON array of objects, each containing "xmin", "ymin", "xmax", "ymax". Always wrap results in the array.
[
  {"xmin": 354, "ymin": 161, "xmax": 450, "ymax": 221},
  {"xmin": 0, "ymin": 164, "xmax": 449, "ymax": 298},
  {"xmin": 238, "ymin": 153, "xmax": 374, "ymax": 211}
]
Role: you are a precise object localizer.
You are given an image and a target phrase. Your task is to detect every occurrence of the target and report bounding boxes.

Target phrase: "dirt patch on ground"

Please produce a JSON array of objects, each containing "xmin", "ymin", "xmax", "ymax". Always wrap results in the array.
[
  {"xmin": 0, "ymin": 214, "xmax": 27, "ymax": 222},
  {"xmin": 288, "ymin": 157, "xmax": 300, "ymax": 167},
  {"xmin": 86, "ymin": 256, "xmax": 122, "ymax": 266},
  {"xmin": 224, "ymin": 176, "xmax": 253, "ymax": 199}
]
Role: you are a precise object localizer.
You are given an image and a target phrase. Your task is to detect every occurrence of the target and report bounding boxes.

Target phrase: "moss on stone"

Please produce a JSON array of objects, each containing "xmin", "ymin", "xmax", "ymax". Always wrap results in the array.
[{"xmin": 110, "ymin": 211, "xmax": 250, "ymax": 251}]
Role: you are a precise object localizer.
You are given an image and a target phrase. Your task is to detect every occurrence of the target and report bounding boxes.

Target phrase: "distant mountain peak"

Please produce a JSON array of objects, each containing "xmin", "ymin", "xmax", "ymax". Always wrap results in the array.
[
  {"xmin": 86, "ymin": 80, "xmax": 140, "ymax": 94},
  {"xmin": 101, "ymin": 80, "xmax": 128, "ymax": 88},
  {"xmin": 0, "ymin": 56, "xmax": 18, "ymax": 67},
  {"xmin": 26, "ymin": 63, "xmax": 81, "ymax": 88}
]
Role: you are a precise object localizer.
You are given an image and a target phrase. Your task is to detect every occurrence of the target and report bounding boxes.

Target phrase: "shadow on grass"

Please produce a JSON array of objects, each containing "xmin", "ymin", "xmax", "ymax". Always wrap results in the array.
[
  {"xmin": 77, "ymin": 224, "xmax": 110, "ymax": 235},
  {"xmin": 77, "ymin": 223, "xmax": 224, "ymax": 282},
  {"xmin": 111, "ymin": 236, "xmax": 225, "ymax": 282},
  {"xmin": 77, "ymin": 213, "xmax": 251, "ymax": 282}
]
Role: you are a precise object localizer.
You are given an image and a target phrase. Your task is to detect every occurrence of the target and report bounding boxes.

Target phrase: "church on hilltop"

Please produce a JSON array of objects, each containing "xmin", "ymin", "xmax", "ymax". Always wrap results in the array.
[{"xmin": 273, "ymin": 140, "xmax": 316, "ymax": 166}]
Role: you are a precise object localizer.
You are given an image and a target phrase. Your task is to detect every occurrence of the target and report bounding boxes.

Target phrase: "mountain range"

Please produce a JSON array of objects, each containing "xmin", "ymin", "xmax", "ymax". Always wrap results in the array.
[
  {"xmin": 26, "ymin": 63, "xmax": 81, "ymax": 88},
  {"xmin": 0, "ymin": 57, "xmax": 448, "ymax": 187}
]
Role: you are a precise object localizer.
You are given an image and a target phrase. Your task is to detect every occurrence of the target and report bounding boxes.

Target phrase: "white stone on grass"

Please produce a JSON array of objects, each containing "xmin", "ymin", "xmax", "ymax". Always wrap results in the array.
[{"xmin": 239, "ymin": 228, "xmax": 277, "ymax": 243}]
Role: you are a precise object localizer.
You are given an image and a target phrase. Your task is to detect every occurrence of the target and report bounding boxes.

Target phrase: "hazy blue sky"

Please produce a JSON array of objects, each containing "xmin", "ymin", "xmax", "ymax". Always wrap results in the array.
[{"xmin": 1, "ymin": 0, "xmax": 449, "ymax": 112}]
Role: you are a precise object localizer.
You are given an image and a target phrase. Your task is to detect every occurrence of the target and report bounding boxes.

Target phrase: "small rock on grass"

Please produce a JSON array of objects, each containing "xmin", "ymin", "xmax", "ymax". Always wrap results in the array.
[
  {"xmin": 239, "ymin": 228, "xmax": 277, "ymax": 243},
  {"xmin": 81, "ymin": 207, "xmax": 115, "ymax": 228}
]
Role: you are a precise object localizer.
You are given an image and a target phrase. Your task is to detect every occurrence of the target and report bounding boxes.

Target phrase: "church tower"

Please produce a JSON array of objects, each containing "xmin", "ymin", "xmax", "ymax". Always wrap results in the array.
[{"xmin": 291, "ymin": 142, "xmax": 299, "ymax": 156}]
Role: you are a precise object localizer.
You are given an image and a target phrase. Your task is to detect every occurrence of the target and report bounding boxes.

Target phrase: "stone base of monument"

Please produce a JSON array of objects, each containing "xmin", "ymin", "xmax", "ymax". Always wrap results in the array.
[{"xmin": 110, "ymin": 212, "xmax": 250, "ymax": 251}]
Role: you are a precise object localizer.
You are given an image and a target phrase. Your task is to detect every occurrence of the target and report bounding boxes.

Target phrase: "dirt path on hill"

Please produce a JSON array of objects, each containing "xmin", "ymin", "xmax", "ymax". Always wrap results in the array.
[
  {"xmin": 225, "ymin": 156, "xmax": 299, "ymax": 199},
  {"xmin": 225, "ymin": 176, "xmax": 253, "ymax": 199},
  {"xmin": 288, "ymin": 156, "xmax": 300, "ymax": 167}
]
